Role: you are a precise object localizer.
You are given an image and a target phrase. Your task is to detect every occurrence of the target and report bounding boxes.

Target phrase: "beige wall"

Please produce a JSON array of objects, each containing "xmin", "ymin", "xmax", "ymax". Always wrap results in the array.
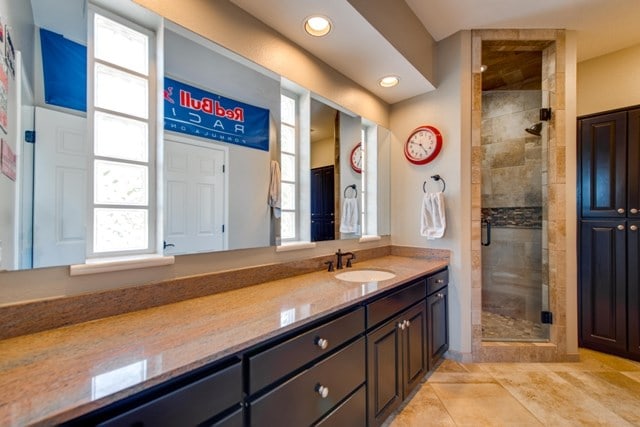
[
  {"xmin": 390, "ymin": 31, "xmax": 473, "ymax": 356},
  {"xmin": 577, "ymin": 43, "xmax": 640, "ymax": 116}
]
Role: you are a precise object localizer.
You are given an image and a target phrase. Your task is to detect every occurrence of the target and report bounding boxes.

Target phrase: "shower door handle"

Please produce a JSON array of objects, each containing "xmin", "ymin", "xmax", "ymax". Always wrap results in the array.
[{"xmin": 481, "ymin": 219, "xmax": 491, "ymax": 246}]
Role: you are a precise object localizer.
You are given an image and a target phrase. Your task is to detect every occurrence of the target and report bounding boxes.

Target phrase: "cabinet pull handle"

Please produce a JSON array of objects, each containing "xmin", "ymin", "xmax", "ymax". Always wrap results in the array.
[
  {"xmin": 631, "ymin": 225, "xmax": 638, "ymax": 231},
  {"xmin": 631, "ymin": 208, "xmax": 639, "ymax": 215},
  {"xmin": 316, "ymin": 384, "xmax": 329, "ymax": 398},
  {"xmin": 435, "ymin": 279, "xmax": 444, "ymax": 284},
  {"xmin": 315, "ymin": 337, "xmax": 329, "ymax": 350},
  {"xmin": 617, "ymin": 224, "xmax": 625, "ymax": 231},
  {"xmin": 618, "ymin": 208, "xmax": 625, "ymax": 214},
  {"xmin": 436, "ymin": 293, "xmax": 444, "ymax": 299}
]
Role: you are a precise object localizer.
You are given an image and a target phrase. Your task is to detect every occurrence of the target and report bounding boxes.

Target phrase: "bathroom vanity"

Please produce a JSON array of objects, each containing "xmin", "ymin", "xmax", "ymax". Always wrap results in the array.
[{"xmin": 0, "ymin": 256, "xmax": 448, "ymax": 426}]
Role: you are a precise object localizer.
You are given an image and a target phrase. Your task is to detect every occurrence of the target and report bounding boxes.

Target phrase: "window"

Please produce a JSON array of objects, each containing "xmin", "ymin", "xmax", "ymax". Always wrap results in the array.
[
  {"xmin": 280, "ymin": 92, "xmax": 298, "ymax": 241},
  {"xmin": 88, "ymin": 9, "xmax": 156, "ymax": 257}
]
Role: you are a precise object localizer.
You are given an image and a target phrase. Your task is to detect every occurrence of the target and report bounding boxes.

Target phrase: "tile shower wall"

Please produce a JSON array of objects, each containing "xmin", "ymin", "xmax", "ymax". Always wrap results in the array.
[{"xmin": 481, "ymin": 90, "xmax": 543, "ymax": 326}]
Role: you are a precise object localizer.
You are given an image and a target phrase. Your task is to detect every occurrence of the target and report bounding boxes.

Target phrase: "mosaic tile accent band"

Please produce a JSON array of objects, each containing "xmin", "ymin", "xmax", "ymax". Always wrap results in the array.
[{"xmin": 481, "ymin": 206, "xmax": 542, "ymax": 228}]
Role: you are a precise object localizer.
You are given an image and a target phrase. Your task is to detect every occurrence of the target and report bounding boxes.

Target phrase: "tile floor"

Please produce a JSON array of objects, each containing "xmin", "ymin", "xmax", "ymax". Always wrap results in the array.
[{"xmin": 387, "ymin": 348, "xmax": 640, "ymax": 426}]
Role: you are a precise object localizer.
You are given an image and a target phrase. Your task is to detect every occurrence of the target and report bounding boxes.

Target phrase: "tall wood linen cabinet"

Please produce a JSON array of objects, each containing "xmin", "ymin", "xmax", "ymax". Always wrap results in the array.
[{"xmin": 578, "ymin": 106, "xmax": 640, "ymax": 361}]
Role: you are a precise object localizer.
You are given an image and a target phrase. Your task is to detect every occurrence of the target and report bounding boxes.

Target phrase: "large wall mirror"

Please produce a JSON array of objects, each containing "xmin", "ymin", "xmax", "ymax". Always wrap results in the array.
[{"xmin": 0, "ymin": 0, "xmax": 390, "ymax": 272}]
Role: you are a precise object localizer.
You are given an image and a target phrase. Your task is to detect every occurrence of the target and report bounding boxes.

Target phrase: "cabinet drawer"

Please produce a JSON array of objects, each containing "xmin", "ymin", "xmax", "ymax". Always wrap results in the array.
[
  {"xmin": 249, "ymin": 307, "xmax": 364, "ymax": 394},
  {"xmin": 315, "ymin": 385, "xmax": 366, "ymax": 427},
  {"xmin": 367, "ymin": 280, "xmax": 426, "ymax": 328},
  {"xmin": 427, "ymin": 269, "xmax": 448, "ymax": 295},
  {"xmin": 98, "ymin": 362, "xmax": 242, "ymax": 427},
  {"xmin": 250, "ymin": 338, "xmax": 366, "ymax": 427}
]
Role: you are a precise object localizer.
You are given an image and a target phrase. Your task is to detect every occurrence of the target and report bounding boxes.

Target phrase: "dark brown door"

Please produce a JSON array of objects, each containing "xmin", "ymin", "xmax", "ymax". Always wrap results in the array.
[
  {"xmin": 579, "ymin": 220, "xmax": 627, "ymax": 353},
  {"xmin": 311, "ymin": 165, "xmax": 335, "ymax": 242},
  {"xmin": 366, "ymin": 315, "xmax": 402, "ymax": 427},
  {"xmin": 402, "ymin": 302, "xmax": 427, "ymax": 397},
  {"xmin": 628, "ymin": 221, "xmax": 640, "ymax": 357},
  {"xmin": 579, "ymin": 111, "xmax": 627, "ymax": 218},
  {"xmin": 628, "ymin": 109, "xmax": 640, "ymax": 219},
  {"xmin": 427, "ymin": 287, "xmax": 449, "ymax": 369}
]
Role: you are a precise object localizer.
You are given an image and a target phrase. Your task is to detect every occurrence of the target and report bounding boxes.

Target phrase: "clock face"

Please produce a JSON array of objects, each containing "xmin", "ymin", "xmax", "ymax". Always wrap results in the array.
[
  {"xmin": 404, "ymin": 125, "xmax": 442, "ymax": 165},
  {"xmin": 350, "ymin": 143, "xmax": 363, "ymax": 173}
]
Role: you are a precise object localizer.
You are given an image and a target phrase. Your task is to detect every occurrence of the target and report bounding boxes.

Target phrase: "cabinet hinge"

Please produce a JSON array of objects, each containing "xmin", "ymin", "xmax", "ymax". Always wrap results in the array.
[
  {"xmin": 541, "ymin": 311, "xmax": 553, "ymax": 324},
  {"xmin": 222, "ymin": 164, "xmax": 226, "ymax": 173},
  {"xmin": 222, "ymin": 224, "xmax": 225, "ymax": 233},
  {"xmin": 25, "ymin": 130, "xmax": 35, "ymax": 143}
]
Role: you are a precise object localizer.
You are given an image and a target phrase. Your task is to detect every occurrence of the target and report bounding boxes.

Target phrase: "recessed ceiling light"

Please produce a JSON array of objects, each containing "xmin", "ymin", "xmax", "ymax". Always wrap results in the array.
[
  {"xmin": 379, "ymin": 76, "xmax": 399, "ymax": 88},
  {"xmin": 304, "ymin": 15, "xmax": 332, "ymax": 37}
]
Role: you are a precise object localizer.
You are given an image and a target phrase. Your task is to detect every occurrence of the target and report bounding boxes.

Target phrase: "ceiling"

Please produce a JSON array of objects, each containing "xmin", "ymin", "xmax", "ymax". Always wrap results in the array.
[{"xmin": 230, "ymin": 0, "xmax": 640, "ymax": 104}]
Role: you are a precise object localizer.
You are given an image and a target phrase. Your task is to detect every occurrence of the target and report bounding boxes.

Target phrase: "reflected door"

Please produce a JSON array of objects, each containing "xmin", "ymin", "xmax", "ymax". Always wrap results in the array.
[
  {"xmin": 310, "ymin": 165, "xmax": 335, "ymax": 242},
  {"xmin": 33, "ymin": 107, "xmax": 88, "ymax": 268},
  {"xmin": 164, "ymin": 138, "xmax": 226, "ymax": 254}
]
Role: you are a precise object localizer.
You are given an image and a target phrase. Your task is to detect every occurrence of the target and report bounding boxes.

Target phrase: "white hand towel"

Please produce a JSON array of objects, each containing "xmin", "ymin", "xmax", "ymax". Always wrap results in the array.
[
  {"xmin": 268, "ymin": 160, "xmax": 281, "ymax": 218},
  {"xmin": 420, "ymin": 192, "xmax": 446, "ymax": 239},
  {"xmin": 340, "ymin": 197, "xmax": 358, "ymax": 233}
]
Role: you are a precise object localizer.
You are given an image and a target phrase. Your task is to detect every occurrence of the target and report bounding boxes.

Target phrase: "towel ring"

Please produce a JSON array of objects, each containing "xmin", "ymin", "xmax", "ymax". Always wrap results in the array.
[
  {"xmin": 423, "ymin": 174, "xmax": 446, "ymax": 193},
  {"xmin": 344, "ymin": 184, "xmax": 357, "ymax": 198}
]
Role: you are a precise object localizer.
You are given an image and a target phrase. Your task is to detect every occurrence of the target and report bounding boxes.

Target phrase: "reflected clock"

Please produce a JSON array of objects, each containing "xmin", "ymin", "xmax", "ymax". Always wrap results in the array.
[
  {"xmin": 350, "ymin": 142, "xmax": 363, "ymax": 173},
  {"xmin": 404, "ymin": 125, "xmax": 442, "ymax": 165}
]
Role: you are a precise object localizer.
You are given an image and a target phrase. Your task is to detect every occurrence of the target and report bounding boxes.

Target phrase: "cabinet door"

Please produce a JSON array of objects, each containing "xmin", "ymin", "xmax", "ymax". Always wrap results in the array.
[
  {"xmin": 366, "ymin": 314, "xmax": 403, "ymax": 427},
  {"xmin": 629, "ymin": 221, "xmax": 640, "ymax": 357},
  {"xmin": 427, "ymin": 286, "xmax": 449, "ymax": 369},
  {"xmin": 402, "ymin": 302, "xmax": 427, "ymax": 397},
  {"xmin": 629, "ymin": 109, "xmax": 640, "ymax": 218},
  {"xmin": 579, "ymin": 221, "xmax": 627, "ymax": 353},
  {"xmin": 579, "ymin": 111, "xmax": 627, "ymax": 218}
]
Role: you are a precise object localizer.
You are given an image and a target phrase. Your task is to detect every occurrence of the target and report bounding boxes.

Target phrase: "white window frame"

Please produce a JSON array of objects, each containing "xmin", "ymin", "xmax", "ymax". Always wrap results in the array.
[
  {"xmin": 279, "ymin": 90, "xmax": 299, "ymax": 243},
  {"xmin": 86, "ymin": 6, "xmax": 157, "ymax": 259}
]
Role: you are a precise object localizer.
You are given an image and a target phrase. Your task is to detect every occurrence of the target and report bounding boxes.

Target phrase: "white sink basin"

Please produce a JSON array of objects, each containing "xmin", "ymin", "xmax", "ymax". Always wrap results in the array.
[{"xmin": 335, "ymin": 269, "xmax": 396, "ymax": 282}]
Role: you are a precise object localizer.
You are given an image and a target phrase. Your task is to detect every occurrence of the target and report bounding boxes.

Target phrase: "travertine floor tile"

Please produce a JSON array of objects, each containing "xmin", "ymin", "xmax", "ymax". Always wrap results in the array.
[
  {"xmin": 623, "ymin": 371, "xmax": 640, "ymax": 383},
  {"xmin": 388, "ymin": 384, "xmax": 455, "ymax": 427},
  {"xmin": 431, "ymin": 383, "xmax": 542, "ymax": 426},
  {"xmin": 556, "ymin": 371, "xmax": 640, "ymax": 424},
  {"xmin": 491, "ymin": 370, "xmax": 633, "ymax": 425}
]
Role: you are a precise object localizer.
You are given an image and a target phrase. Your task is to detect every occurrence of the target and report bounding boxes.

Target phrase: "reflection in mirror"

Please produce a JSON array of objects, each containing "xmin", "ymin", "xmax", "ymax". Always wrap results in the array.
[
  {"xmin": 339, "ymin": 112, "xmax": 363, "ymax": 239},
  {"xmin": 0, "ymin": 0, "xmax": 390, "ymax": 272},
  {"xmin": 310, "ymin": 99, "xmax": 337, "ymax": 242}
]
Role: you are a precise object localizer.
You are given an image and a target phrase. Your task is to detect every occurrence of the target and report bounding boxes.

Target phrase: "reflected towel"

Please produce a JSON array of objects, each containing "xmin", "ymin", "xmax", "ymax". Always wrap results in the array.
[
  {"xmin": 340, "ymin": 197, "xmax": 358, "ymax": 233},
  {"xmin": 268, "ymin": 160, "xmax": 281, "ymax": 218},
  {"xmin": 420, "ymin": 192, "xmax": 446, "ymax": 239}
]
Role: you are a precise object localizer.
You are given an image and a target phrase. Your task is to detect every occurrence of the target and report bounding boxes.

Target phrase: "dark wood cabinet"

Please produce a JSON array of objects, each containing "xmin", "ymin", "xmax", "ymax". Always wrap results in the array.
[
  {"xmin": 366, "ymin": 302, "xmax": 427, "ymax": 427},
  {"xmin": 427, "ymin": 285, "xmax": 449, "ymax": 369},
  {"xmin": 579, "ymin": 106, "xmax": 640, "ymax": 361}
]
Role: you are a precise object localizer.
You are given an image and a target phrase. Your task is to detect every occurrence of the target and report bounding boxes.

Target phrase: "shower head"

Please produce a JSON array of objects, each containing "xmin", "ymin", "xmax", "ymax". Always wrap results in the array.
[{"xmin": 525, "ymin": 122, "xmax": 543, "ymax": 136}]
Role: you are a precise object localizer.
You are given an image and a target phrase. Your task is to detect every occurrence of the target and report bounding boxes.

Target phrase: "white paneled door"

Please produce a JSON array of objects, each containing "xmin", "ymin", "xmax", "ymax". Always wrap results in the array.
[
  {"xmin": 164, "ymin": 137, "xmax": 226, "ymax": 255},
  {"xmin": 33, "ymin": 107, "xmax": 88, "ymax": 268}
]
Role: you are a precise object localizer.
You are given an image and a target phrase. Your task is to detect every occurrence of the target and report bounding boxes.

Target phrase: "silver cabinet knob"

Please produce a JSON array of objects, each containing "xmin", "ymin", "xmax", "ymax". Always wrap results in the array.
[
  {"xmin": 631, "ymin": 225, "xmax": 638, "ymax": 231},
  {"xmin": 315, "ymin": 337, "xmax": 329, "ymax": 350},
  {"xmin": 631, "ymin": 208, "xmax": 639, "ymax": 214},
  {"xmin": 618, "ymin": 208, "xmax": 625, "ymax": 214},
  {"xmin": 398, "ymin": 322, "xmax": 405, "ymax": 330},
  {"xmin": 435, "ymin": 279, "xmax": 444, "ymax": 284},
  {"xmin": 436, "ymin": 293, "xmax": 444, "ymax": 299},
  {"xmin": 617, "ymin": 224, "xmax": 625, "ymax": 231},
  {"xmin": 404, "ymin": 320, "xmax": 411, "ymax": 328},
  {"xmin": 316, "ymin": 384, "xmax": 329, "ymax": 398}
]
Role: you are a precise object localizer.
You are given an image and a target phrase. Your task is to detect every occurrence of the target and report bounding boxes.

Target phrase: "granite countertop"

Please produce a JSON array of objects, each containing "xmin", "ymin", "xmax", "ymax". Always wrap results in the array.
[{"xmin": 0, "ymin": 255, "xmax": 448, "ymax": 426}]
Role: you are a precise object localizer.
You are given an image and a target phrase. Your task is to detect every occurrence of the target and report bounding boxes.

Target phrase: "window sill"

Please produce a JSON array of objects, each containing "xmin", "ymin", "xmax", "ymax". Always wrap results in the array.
[
  {"xmin": 275, "ymin": 241, "xmax": 317, "ymax": 252},
  {"xmin": 359, "ymin": 235, "xmax": 381, "ymax": 243},
  {"xmin": 70, "ymin": 255, "xmax": 175, "ymax": 276}
]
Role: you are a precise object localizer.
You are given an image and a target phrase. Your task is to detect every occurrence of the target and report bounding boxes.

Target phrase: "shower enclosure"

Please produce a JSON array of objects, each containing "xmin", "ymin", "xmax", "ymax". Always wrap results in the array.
[{"xmin": 480, "ymin": 90, "xmax": 550, "ymax": 342}]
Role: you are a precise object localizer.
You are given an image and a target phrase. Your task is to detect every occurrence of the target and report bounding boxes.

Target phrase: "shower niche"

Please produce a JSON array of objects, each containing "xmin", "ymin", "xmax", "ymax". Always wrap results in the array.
[{"xmin": 479, "ymin": 41, "xmax": 553, "ymax": 342}]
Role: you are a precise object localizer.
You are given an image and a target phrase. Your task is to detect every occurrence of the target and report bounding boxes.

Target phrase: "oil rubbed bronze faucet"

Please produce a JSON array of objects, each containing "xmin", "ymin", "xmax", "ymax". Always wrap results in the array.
[{"xmin": 335, "ymin": 249, "xmax": 356, "ymax": 269}]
